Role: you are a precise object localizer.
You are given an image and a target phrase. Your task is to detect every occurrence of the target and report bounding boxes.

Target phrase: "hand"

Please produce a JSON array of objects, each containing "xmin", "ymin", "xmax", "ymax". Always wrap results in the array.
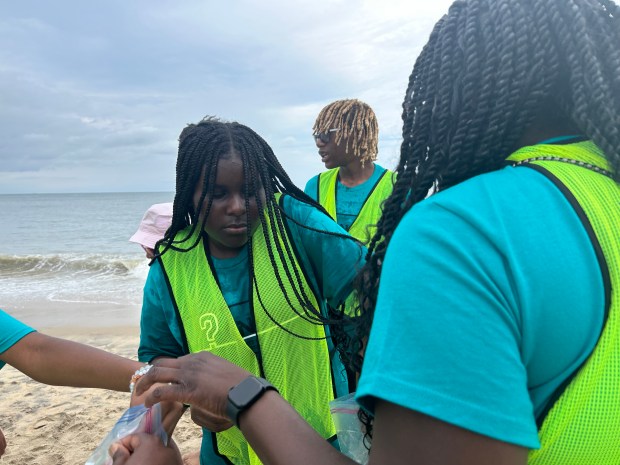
[
  {"xmin": 189, "ymin": 405, "xmax": 233, "ymax": 432},
  {"xmin": 110, "ymin": 434, "xmax": 182, "ymax": 465},
  {"xmin": 135, "ymin": 352, "xmax": 251, "ymax": 421},
  {"xmin": 131, "ymin": 381, "xmax": 186, "ymax": 437},
  {"xmin": 0, "ymin": 427, "xmax": 6, "ymax": 457}
]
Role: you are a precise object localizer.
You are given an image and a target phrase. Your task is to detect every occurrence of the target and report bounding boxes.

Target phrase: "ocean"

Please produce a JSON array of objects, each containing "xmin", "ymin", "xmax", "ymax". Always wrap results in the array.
[{"xmin": 0, "ymin": 192, "xmax": 174, "ymax": 329}]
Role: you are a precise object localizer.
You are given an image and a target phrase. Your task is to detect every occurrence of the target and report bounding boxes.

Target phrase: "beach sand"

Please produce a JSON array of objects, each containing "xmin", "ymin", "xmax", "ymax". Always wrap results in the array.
[{"xmin": 0, "ymin": 326, "xmax": 202, "ymax": 465}]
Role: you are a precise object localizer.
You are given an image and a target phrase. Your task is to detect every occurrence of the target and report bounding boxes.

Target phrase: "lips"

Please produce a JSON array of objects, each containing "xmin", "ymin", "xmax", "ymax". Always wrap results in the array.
[
  {"xmin": 223, "ymin": 223, "xmax": 247, "ymax": 234},
  {"xmin": 319, "ymin": 151, "xmax": 329, "ymax": 163}
]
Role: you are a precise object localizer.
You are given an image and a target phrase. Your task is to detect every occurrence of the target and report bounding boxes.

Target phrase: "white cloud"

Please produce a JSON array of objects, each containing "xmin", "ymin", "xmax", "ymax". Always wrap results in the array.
[{"xmin": 0, "ymin": 0, "xmax": 454, "ymax": 194}]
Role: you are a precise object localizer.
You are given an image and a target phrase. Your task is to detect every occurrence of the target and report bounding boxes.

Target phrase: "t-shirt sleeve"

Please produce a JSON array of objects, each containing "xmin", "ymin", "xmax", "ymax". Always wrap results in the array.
[
  {"xmin": 356, "ymin": 194, "xmax": 541, "ymax": 449},
  {"xmin": 0, "ymin": 309, "xmax": 36, "ymax": 370},
  {"xmin": 138, "ymin": 261, "xmax": 186, "ymax": 363},
  {"xmin": 283, "ymin": 196, "xmax": 367, "ymax": 307}
]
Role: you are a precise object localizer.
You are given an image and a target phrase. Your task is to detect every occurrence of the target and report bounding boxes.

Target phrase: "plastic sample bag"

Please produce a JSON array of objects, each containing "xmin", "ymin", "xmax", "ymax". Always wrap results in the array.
[
  {"xmin": 329, "ymin": 393, "xmax": 369, "ymax": 465},
  {"xmin": 84, "ymin": 403, "xmax": 168, "ymax": 465}
]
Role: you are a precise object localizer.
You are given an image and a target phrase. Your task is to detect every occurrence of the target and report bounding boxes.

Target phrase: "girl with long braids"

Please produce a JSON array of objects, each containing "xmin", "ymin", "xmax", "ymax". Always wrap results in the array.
[
  {"xmin": 114, "ymin": 0, "xmax": 620, "ymax": 464},
  {"xmin": 134, "ymin": 116, "xmax": 365, "ymax": 465}
]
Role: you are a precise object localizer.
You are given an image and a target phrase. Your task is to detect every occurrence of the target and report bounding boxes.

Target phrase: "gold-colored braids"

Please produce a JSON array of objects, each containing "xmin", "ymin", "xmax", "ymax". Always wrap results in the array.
[{"xmin": 313, "ymin": 99, "xmax": 379, "ymax": 166}]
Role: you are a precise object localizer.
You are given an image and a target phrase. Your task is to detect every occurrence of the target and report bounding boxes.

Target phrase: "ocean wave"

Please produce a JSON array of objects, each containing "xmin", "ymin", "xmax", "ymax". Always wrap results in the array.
[{"xmin": 0, "ymin": 253, "xmax": 146, "ymax": 277}]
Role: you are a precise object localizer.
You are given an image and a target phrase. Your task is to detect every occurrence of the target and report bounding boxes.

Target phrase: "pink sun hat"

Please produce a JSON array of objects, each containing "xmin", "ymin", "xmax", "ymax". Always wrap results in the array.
[{"xmin": 129, "ymin": 202, "xmax": 173, "ymax": 249}]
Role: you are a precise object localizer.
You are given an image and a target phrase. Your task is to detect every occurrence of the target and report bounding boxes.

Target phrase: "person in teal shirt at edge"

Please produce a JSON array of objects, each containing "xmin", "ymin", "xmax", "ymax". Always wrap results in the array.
[
  {"xmin": 304, "ymin": 99, "xmax": 395, "ymax": 246},
  {"xmin": 135, "ymin": 116, "xmax": 366, "ymax": 465},
  {"xmin": 0, "ymin": 308, "xmax": 144, "ymax": 458},
  {"xmin": 111, "ymin": 1, "xmax": 620, "ymax": 465}
]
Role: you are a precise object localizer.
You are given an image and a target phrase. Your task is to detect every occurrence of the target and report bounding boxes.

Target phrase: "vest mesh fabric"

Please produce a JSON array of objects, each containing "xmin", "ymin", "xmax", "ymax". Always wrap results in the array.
[
  {"xmin": 508, "ymin": 141, "xmax": 620, "ymax": 465},
  {"xmin": 318, "ymin": 167, "xmax": 394, "ymax": 244},
  {"xmin": 159, "ymin": 198, "xmax": 336, "ymax": 465}
]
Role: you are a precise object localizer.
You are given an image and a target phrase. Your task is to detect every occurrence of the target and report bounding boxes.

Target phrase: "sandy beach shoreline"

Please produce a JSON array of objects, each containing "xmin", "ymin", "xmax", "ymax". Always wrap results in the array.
[{"xmin": 0, "ymin": 326, "xmax": 202, "ymax": 465}]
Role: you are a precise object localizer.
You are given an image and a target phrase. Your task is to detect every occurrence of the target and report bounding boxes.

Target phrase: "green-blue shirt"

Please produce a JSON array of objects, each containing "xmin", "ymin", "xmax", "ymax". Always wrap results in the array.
[
  {"xmin": 356, "ymin": 163, "xmax": 604, "ymax": 449},
  {"xmin": 304, "ymin": 164, "xmax": 387, "ymax": 231},
  {"xmin": 0, "ymin": 309, "xmax": 36, "ymax": 370},
  {"xmin": 139, "ymin": 195, "xmax": 366, "ymax": 465}
]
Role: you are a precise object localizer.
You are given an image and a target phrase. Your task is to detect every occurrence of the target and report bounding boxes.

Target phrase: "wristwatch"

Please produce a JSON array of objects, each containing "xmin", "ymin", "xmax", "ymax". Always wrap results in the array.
[{"xmin": 226, "ymin": 376, "xmax": 278, "ymax": 427}]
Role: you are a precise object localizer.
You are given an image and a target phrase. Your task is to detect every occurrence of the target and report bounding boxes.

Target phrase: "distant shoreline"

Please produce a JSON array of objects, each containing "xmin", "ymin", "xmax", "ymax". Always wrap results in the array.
[{"xmin": 5, "ymin": 301, "xmax": 142, "ymax": 332}]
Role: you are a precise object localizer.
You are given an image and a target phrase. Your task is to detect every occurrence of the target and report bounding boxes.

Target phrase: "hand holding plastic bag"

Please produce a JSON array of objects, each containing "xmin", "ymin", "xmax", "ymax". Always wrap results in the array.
[{"xmin": 85, "ymin": 403, "xmax": 168, "ymax": 465}]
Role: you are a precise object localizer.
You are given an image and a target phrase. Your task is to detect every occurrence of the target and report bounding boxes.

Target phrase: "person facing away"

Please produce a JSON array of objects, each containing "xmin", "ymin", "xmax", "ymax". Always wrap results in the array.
[
  {"xmin": 111, "ymin": 1, "xmax": 620, "ymax": 464},
  {"xmin": 137, "ymin": 116, "xmax": 366, "ymax": 465},
  {"xmin": 0, "ymin": 308, "xmax": 143, "ymax": 458},
  {"xmin": 129, "ymin": 202, "xmax": 173, "ymax": 259},
  {"xmin": 304, "ymin": 99, "xmax": 395, "ymax": 245}
]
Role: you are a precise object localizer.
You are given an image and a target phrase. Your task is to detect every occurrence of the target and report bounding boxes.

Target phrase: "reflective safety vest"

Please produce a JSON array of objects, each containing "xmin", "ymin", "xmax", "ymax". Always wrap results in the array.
[
  {"xmin": 317, "ymin": 167, "xmax": 395, "ymax": 245},
  {"xmin": 158, "ymin": 195, "xmax": 337, "ymax": 465},
  {"xmin": 508, "ymin": 141, "xmax": 620, "ymax": 465}
]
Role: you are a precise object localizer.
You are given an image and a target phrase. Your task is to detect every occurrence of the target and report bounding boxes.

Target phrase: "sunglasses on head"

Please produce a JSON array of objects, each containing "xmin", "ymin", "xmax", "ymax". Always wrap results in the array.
[{"xmin": 312, "ymin": 128, "xmax": 340, "ymax": 143}]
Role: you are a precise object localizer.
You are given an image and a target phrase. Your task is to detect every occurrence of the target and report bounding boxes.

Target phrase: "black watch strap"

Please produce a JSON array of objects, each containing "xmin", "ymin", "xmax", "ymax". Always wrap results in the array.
[{"xmin": 226, "ymin": 376, "xmax": 278, "ymax": 427}]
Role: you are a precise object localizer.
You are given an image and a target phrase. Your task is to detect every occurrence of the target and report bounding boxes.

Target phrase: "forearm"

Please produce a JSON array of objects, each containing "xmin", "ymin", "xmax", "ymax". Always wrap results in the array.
[
  {"xmin": 239, "ymin": 391, "xmax": 356, "ymax": 465},
  {"xmin": 6, "ymin": 333, "xmax": 142, "ymax": 391}
]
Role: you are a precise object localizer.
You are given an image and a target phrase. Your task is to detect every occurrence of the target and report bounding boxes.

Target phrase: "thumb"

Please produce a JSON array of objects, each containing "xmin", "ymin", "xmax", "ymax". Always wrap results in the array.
[{"xmin": 109, "ymin": 441, "xmax": 130, "ymax": 465}]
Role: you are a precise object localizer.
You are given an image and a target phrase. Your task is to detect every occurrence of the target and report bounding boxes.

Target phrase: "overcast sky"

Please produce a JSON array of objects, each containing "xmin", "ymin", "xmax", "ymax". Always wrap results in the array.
[{"xmin": 0, "ymin": 0, "xmax": 454, "ymax": 194}]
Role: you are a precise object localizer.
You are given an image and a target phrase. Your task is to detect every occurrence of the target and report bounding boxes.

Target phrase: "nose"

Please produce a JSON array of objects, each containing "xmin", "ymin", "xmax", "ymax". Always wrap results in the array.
[{"xmin": 227, "ymin": 194, "xmax": 246, "ymax": 217}]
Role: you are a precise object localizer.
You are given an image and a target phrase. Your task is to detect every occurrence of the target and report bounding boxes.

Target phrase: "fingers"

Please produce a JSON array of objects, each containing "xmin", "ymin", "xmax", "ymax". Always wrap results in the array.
[
  {"xmin": 110, "ymin": 442, "xmax": 130, "ymax": 465},
  {"xmin": 142, "ymin": 381, "xmax": 189, "ymax": 407},
  {"xmin": 135, "ymin": 365, "xmax": 181, "ymax": 395},
  {"xmin": 110, "ymin": 433, "xmax": 167, "ymax": 463},
  {"xmin": 0, "ymin": 427, "xmax": 6, "ymax": 457},
  {"xmin": 109, "ymin": 434, "xmax": 144, "ymax": 464}
]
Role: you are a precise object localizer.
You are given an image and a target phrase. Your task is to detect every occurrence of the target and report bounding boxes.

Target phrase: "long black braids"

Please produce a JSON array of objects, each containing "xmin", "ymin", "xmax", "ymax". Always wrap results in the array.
[
  {"xmin": 155, "ymin": 116, "xmax": 358, "ymax": 341},
  {"xmin": 350, "ymin": 0, "xmax": 620, "ymax": 439}
]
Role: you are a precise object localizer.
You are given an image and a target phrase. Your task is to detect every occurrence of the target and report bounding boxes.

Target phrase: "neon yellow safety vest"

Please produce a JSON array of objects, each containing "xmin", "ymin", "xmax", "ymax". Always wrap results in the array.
[
  {"xmin": 317, "ymin": 167, "xmax": 395, "ymax": 245},
  {"xmin": 158, "ymin": 195, "xmax": 336, "ymax": 465},
  {"xmin": 507, "ymin": 141, "xmax": 620, "ymax": 465}
]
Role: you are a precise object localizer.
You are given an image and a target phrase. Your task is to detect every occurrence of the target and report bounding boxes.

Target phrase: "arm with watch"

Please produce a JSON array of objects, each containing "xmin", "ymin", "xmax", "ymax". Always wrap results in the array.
[{"xmin": 113, "ymin": 351, "xmax": 356, "ymax": 465}]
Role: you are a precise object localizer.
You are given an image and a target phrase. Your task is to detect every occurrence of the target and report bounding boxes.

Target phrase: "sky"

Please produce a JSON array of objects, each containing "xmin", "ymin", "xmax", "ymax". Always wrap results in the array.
[{"xmin": 0, "ymin": 0, "xmax": 454, "ymax": 194}]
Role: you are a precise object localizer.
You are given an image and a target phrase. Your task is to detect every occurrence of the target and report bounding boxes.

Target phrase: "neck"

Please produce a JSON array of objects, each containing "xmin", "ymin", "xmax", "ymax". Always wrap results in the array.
[
  {"xmin": 338, "ymin": 161, "xmax": 376, "ymax": 187},
  {"xmin": 517, "ymin": 107, "xmax": 581, "ymax": 148}
]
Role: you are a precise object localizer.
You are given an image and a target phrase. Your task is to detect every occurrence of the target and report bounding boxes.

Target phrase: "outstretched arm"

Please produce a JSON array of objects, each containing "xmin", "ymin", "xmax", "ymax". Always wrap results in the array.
[
  {"xmin": 134, "ymin": 352, "xmax": 528, "ymax": 465},
  {"xmin": 136, "ymin": 353, "xmax": 355, "ymax": 465},
  {"xmin": 0, "ymin": 332, "xmax": 142, "ymax": 391}
]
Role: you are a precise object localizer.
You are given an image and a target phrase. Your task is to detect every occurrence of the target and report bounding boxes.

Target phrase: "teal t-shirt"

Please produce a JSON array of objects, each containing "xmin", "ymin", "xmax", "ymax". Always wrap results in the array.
[
  {"xmin": 356, "ymin": 163, "xmax": 604, "ymax": 450},
  {"xmin": 304, "ymin": 164, "xmax": 387, "ymax": 231},
  {"xmin": 0, "ymin": 309, "xmax": 36, "ymax": 370},
  {"xmin": 139, "ymin": 194, "xmax": 366, "ymax": 465}
]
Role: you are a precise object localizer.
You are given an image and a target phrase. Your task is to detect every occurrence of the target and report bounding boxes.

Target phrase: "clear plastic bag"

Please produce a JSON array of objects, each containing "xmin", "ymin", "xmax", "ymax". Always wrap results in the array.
[
  {"xmin": 329, "ymin": 393, "xmax": 369, "ymax": 465},
  {"xmin": 84, "ymin": 403, "xmax": 168, "ymax": 465}
]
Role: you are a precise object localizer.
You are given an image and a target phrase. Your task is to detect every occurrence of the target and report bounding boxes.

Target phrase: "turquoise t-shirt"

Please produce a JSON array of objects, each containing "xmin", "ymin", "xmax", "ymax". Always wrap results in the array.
[
  {"xmin": 304, "ymin": 164, "xmax": 387, "ymax": 231},
  {"xmin": 356, "ymin": 163, "xmax": 604, "ymax": 450},
  {"xmin": 0, "ymin": 309, "xmax": 36, "ymax": 370},
  {"xmin": 139, "ymin": 194, "xmax": 366, "ymax": 465}
]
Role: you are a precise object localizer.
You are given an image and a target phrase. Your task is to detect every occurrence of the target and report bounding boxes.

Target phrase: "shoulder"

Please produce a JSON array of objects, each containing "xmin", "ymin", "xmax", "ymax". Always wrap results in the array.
[
  {"xmin": 304, "ymin": 173, "xmax": 320, "ymax": 187},
  {"xmin": 395, "ymin": 165, "xmax": 598, "ymax": 283},
  {"xmin": 303, "ymin": 174, "xmax": 320, "ymax": 198},
  {"xmin": 371, "ymin": 164, "xmax": 396, "ymax": 185},
  {"xmin": 279, "ymin": 194, "xmax": 330, "ymax": 227}
]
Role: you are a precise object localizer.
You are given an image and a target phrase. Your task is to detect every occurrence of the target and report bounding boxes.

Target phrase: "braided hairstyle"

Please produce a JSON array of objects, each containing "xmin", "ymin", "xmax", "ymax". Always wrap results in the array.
[
  {"xmin": 313, "ymin": 99, "xmax": 379, "ymax": 167},
  {"xmin": 346, "ymin": 0, "xmax": 620, "ymax": 437},
  {"xmin": 157, "ymin": 116, "xmax": 354, "ymax": 335}
]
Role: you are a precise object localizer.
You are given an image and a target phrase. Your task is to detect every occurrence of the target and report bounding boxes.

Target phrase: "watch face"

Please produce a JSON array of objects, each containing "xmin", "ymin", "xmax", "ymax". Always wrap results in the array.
[{"xmin": 229, "ymin": 377, "xmax": 264, "ymax": 407}]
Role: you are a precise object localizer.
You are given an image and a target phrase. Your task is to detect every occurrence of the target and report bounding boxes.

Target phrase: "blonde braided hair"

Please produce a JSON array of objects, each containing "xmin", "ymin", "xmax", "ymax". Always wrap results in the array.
[{"xmin": 313, "ymin": 99, "xmax": 379, "ymax": 167}]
